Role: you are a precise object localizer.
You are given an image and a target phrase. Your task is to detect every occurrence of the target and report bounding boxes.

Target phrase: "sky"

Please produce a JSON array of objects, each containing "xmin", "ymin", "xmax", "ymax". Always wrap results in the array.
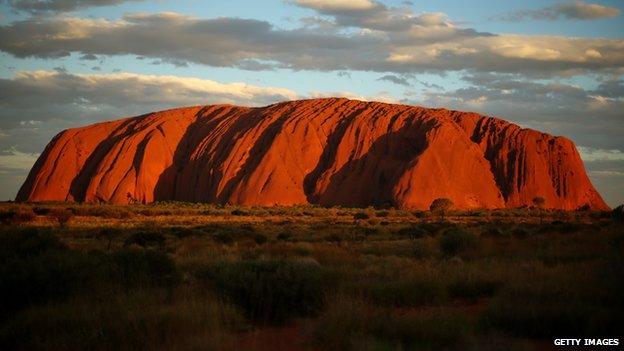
[{"xmin": 0, "ymin": 0, "xmax": 622, "ymax": 207}]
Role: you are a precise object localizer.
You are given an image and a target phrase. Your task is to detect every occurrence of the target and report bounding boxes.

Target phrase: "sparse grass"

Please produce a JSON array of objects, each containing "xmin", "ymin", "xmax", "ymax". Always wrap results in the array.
[{"xmin": 0, "ymin": 202, "xmax": 618, "ymax": 350}]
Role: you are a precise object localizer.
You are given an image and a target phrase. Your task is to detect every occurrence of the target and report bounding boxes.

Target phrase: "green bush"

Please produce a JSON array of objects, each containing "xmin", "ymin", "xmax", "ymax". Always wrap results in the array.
[
  {"xmin": 0, "ymin": 229, "xmax": 180, "ymax": 318},
  {"xmin": 353, "ymin": 212, "xmax": 370, "ymax": 220},
  {"xmin": 375, "ymin": 210, "xmax": 390, "ymax": 218},
  {"xmin": 439, "ymin": 227, "xmax": 478, "ymax": 256},
  {"xmin": 105, "ymin": 249, "xmax": 181, "ymax": 288},
  {"xmin": 197, "ymin": 259, "xmax": 327, "ymax": 323}
]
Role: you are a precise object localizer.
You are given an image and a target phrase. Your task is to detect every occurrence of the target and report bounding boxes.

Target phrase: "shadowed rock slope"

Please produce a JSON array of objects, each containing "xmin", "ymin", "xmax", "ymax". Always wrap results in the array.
[{"xmin": 17, "ymin": 98, "xmax": 608, "ymax": 210}]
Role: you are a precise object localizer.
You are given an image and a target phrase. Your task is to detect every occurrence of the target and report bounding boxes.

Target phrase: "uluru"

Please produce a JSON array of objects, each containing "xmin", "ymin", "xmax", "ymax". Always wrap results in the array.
[{"xmin": 16, "ymin": 98, "xmax": 608, "ymax": 210}]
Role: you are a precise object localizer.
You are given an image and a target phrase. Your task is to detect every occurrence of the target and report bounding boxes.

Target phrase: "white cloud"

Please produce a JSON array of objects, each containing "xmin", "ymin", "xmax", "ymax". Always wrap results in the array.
[
  {"xmin": 578, "ymin": 147, "xmax": 624, "ymax": 162},
  {"xmin": 294, "ymin": 0, "xmax": 376, "ymax": 11},
  {"xmin": 1, "ymin": 12, "xmax": 622, "ymax": 76},
  {"xmin": 0, "ymin": 147, "xmax": 39, "ymax": 170},
  {"xmin": 1, "ymin": 70, "xmax": 298, "ymax": 109}
]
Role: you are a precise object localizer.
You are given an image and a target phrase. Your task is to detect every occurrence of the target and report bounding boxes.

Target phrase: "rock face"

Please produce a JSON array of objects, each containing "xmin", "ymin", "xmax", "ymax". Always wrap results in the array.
[{"xmin": 17, "ymin": 98, "xmax": 609, "ymax": 210}]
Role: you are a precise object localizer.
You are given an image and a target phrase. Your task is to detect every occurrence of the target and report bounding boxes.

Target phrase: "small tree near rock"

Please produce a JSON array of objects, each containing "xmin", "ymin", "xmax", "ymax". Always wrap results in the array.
[
  {"xmin": 532, "ymin": 196, "xmax": 546, "ymax": 223},
  {"xmin": 532, "ymin": 196, "xmax": 546, "ymax": 209},
  {"xmin": 429, "ymin": 198, "xmax": 454, "ymax": 220}
]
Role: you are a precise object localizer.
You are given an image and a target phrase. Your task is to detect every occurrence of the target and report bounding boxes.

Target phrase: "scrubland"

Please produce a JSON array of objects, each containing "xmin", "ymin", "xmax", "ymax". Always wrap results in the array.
[{"xmin": 0, "ymin": 202, "xmax": 622, "ymax": 350}]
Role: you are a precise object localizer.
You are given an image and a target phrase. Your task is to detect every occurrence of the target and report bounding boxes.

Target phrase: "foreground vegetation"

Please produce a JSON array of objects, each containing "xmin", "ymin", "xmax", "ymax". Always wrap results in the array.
[{"xmin": 0, "ymin": 202, "xmax": 622, "ymax": 350}]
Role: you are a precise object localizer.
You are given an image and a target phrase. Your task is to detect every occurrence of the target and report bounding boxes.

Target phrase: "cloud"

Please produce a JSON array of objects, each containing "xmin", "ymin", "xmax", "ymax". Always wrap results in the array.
[
  {"xmin": 0, "ymin": 69, "xmax": 300, "ymax": 199},
  {"xmin": 3, "ymin": 0, "xmax": 145, "ymax": 13},
  {"xmin": 578, "ymin": 147, "xmax": 624, "ymax": 162},
  {"xmin": 501, "ymin": 1, "xmax": 620, "ymax": 21},
  {"xmin": 377, "ymin": 74, "xmax": 411, "ymax": 86},
  {"xmin": 1, "ymin": 12, "xmax": 622, "ymax": 76},
  {"xmin": 0, "ymin": 70, "xmax": 297, "ymax": 111},
  {"xmin": 417, "ymin": 73, "xmax": 624, "ymax": 151},
  {"xmin": 294, "ymin": 0, "xmax": 377, "ymax": 12},
  {"xmin": 79, "ymin": 53, "xmax": 98, "ymax": 60},
  {"xmin": 0, "ymin": 147, "xmax": 39, "ymax": 170}
]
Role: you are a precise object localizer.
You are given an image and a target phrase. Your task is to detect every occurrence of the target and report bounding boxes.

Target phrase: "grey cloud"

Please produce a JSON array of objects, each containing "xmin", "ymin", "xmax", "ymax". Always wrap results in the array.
[
  {"xmin": 0, "ymin": 70, "xmax": 298, "ymax": 199},
  {"xmin": 418, "ymin": 72, "xmax": 624, "ymax": 151},
  {"xmin": 79, "ymin": 53, "xmax": 98, "ymax": 60},
  {"xmin": 377, "ymin": 74, "xmax": 410, "ymax": 86},
  {"xmin": 1, "ymin": 13, "xmax": 622, "ymax": 76},
  {"xmin": 3, "ymin": 0, "xmax": 145, "ymax": 13},
  {"xmin": 501, "ymin": 1, "xmax": 620, "ymax": 21},
  {"xmin": 337, "ymin": 71, "xmax": 351, "ymax": 78}
]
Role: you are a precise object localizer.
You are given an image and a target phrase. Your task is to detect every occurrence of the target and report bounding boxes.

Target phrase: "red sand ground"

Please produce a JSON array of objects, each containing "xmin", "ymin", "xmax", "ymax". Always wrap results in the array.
[{"xmin": 17, "ymin": 98, "xmax": 608, "ymax": 210}]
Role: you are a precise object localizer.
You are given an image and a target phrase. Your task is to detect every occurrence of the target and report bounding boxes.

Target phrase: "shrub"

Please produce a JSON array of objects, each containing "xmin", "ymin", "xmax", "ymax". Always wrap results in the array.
[
  {"xmin": 532, "ymin": 196, "xmax": 546, "ymax": 209},
  {"xmin": 397, "ymin": 226, "xmax": 428, "ymax": 240},
  {"xmin": 124, "ymin": 231, "xmax": 166, "ymax": 248},
  {"xmin": 95, "ymin": 227, "xmax": 123, "ymax": 250},
  {"xmin": 325, "ymin": 233, "xmax": 342, "ymax": 242},
  {"xmin": 353, "ymin": 212, "xmax": 370, "ymax": 220},
  {"xmin": 429, "ymin": 198, "xmax": 454, "ymax": 213},
  {"xmin": 511, "ymin": 226, "xmax": 531, "ymax": 239},
  {"xmin": 212, "ymin": 232, "xmax": 235, "ymax": 244},
  {"xmin": 482, "ymin": 226, "xmax": 505, "ymax": 238},
  {"xmin": 276, "ymin": 232, "xmax": 291, "ymax": 241},
  {"xmin": 32, "ymin": 206, "xmax": 51, "ymax": 216},
  {"xmin": 375, "ymin": 210, "xmax": 390, "ymax": 217},
  {"xmin": 411, "ymin": 237, "xmax": 436, "ymax": 259},
  {"xmin": 231, "ymin": 209, "xmax": 249, "ymax": 216},
  {"xmin": 0, "ymin": 249, "xmax": 94, "ymax": 317},
  {"xmin": 197, "ymin": 260, "xmax": 327, "ymax": 323},
  {"xmin": 170, "ymin": 227, "xmax": 202, "ymax": 239},
  {"xmin": 439, "ymin": 227, "xmax": 478, "ymax": 257},
  {"xmin": 0, "ymin": 290, "xmax": 244, "ymax": 351},
  {"xmin": 105, "ymin": 249, "xmax": 181, "ymax": 288},
  {"xmin": 50, "ymin": 208, "xmax": 73, "ymax": 227},
  {"xmin": 253, "ymin": 233, "xmax": 268, "ymax": 245},
  {"xmin": 612, "ymin": 204, "xmax": 624, "ymax": 222},
  {"xmin": 0, "ymin": 230, "xmax": 88, "ymax": 316},
  {"xmin": 0, "ymin": 228, "xmax": 66, "ymax": 262},
  {"xmin": 0, "ymin": 208, "xmax": 36, "ymax": 226}
]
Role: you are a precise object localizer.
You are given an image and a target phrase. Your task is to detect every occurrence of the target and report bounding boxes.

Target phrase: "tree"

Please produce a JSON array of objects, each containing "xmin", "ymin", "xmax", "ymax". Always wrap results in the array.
[
  {"xmin": 532, "ymin": 196, "xmax": 546, "ymax": 209},
  {"xmin": 613, "ymin": 204, "xmax": 624, "ymax": 222},
  {"xmin": 429, "ymin": 198, "xmax": 454, "ymax": 220},
  {"xmin": 532, "ymin": 196, "xmax": 546, "ymax": 223}
]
